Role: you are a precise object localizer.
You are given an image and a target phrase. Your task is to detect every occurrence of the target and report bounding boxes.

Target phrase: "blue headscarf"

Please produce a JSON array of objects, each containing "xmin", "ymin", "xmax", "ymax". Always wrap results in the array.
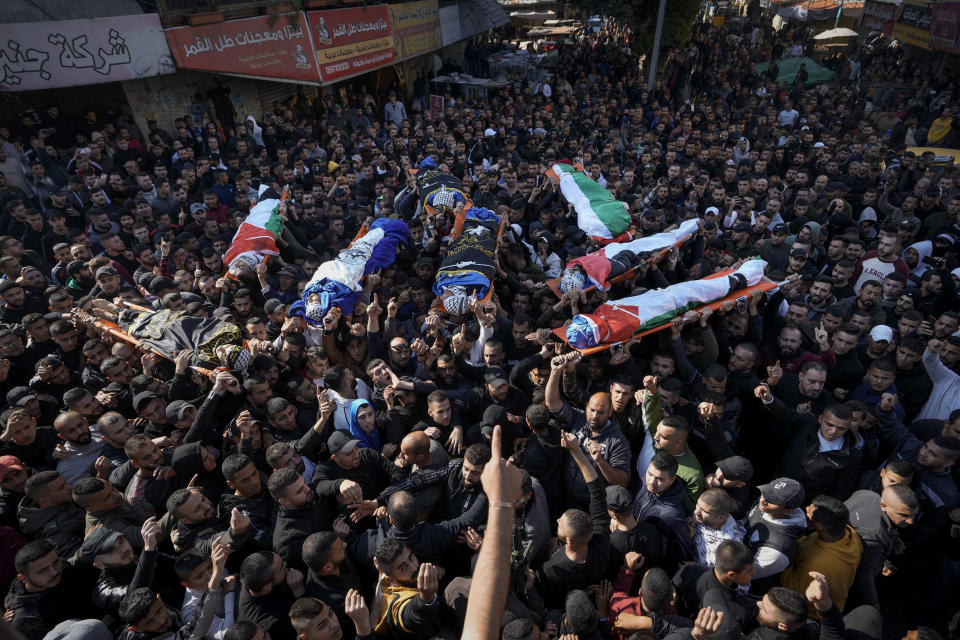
[{"xmin": 348, "ymin": 399, "xmax": 381, "ymax": 451}]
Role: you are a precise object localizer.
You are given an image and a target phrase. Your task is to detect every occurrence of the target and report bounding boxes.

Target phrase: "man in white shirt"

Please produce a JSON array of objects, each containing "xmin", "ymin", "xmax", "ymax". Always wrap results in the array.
[
  {"xmin": 692, "ymin": 489, "xmax": 747, "ymax": 567},
  {"xmin": 53, "ymin": 411, "xmax": 105, "ymax": 484}
]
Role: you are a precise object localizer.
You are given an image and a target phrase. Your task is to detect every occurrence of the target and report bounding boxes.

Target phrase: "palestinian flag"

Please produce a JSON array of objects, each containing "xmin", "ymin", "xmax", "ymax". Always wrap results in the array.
[
  {"xmin": 570, "ymin": 219, "xmax": 700, "ymax": 290},
  {"xmin": 550, "ymin": 163, "xmax": 631, "ymax": 245},
  {"xmin": 565, "ymin": 260, "xmax": 769, "ymax": 350},
  {"xmin": 224, "ymin": 186, "xmax": 285, "ymax": 276}
]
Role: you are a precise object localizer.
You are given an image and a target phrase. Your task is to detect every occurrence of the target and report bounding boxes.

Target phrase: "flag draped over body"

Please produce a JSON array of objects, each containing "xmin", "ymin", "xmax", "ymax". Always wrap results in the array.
[
  {"xmin": 434, "ymin": 207, "xmax": 501, "ymax": 315},
  {"xmin": 416, "ymin": 159, "xmax": 468, "ymax": 214},
  {"xmin": 290, "ymin": 218, "xmax": 411, "ymax": 325},
  {"xmin": 224, "ymin": 186, "xmax": 285, "ymax": 276},
  {"xmin": 565, "ymin": 260, "xmax": 769, "ymax": 349},
  {"xmin": 562, "ymin": 219, "xmax": 701, "ymax": 293},
  {"xmin": 551, "ymin": 163, "xmax": 631, "ymax": 245}
]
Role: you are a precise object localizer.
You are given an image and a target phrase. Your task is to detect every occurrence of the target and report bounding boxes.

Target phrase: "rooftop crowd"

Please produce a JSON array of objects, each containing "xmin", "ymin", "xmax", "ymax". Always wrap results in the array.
[{"xmin": 0, "ymin": 13, "xmax": 957, "ymax": 640}]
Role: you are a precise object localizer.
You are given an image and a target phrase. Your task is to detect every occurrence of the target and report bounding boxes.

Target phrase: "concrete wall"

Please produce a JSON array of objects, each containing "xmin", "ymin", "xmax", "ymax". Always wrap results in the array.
[{"xmin": 122, "ymin": 71, "xmax": 263, "ymax": 137}]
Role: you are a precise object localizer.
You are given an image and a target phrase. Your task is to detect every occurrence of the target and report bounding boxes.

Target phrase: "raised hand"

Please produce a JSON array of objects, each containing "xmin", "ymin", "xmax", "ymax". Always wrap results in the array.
[
  {"xmin": 691, "ymin": 606, "xmax": 726, "ymax": 640},
  {"xmin": 345, "ymin": 589, "xmax": 372, "ymax": 636},
  {"xmin": 754, "ymin": 383, "xmax": 773, "ymax": 403},
  {"xmin": 880, "ymin": 392, "xmax": 898, "ymax": 412},
  {"xmin": 804, "ymin": 571, "xmax": 833, "ymax": 611},
  {"xmin": 230, "ymin": 507, "xmax": 250, "ymax": 533},
  {"xmin": 417, "ymin": 562, "xmax": 439, "ymax": 603},
  {"xmin": 766, "ymin": 360, "xmax": 782, "ymax": 387}
]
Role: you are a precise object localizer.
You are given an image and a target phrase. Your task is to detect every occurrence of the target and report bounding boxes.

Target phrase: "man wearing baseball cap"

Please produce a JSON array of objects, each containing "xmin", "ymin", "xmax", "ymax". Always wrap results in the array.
[{"xmin": 745, "ymin": 477, "xmax": 807, "ymax": 581}]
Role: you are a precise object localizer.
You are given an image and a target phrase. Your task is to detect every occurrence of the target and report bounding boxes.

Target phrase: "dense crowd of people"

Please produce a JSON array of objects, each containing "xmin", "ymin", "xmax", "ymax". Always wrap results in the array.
[{"xmin": 0, "ymin": 13, "xmax": 957, "ymax": 640}]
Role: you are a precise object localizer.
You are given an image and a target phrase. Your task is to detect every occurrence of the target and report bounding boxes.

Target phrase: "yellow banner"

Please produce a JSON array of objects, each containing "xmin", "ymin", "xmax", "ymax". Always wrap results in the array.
[
  {"xmin": 316, "ymin": 35, "xmax": 393, "ymax": 63},
  {"xmin": 390, "ymin": 0, "xmax": 439, "ymax": 61},
  {"xmin": 891, "ymin": 22, "xmax": 931, "ymax": 48}
]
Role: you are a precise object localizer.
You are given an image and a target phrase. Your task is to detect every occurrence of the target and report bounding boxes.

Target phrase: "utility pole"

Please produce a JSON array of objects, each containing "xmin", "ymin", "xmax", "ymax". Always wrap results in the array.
[{"xmin": 648, "ymin": 0, "xmax": 668, "ymax": 90}]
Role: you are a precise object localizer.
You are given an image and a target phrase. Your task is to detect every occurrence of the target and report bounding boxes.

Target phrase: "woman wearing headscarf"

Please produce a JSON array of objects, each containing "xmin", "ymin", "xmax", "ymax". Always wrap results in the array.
[{"xmin": 348, "ymin": 399, "xmax": 381, "ymax": 452}]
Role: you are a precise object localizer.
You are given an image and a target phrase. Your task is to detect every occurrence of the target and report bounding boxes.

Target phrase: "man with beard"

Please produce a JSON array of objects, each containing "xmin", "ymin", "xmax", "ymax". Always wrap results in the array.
[
  {"xmin": 84, "ymin": 517, "xmax": 160, "ymax": 619},
  {"xmin": 123, "ymin": 434, "xmax": 175, "ymax": 521},
  {"xmin": 824, "ymin": 325, "xmax": 865, "ymax": 399},
  {"xmin": 72, "ymin": 477, "xmax": 145, "ymax": 551},
  {"xmin": 219, "ymin": 453, "xmax": 275, "ymax": 550},
  {"xmin": 0, "ymin": 281, "xmax": 44, "ymax": 325},
  {"xmin": 840, "ymin": 280, "xmax": 887, "ymax": 328},
  {"xmin": 760, "ymin": 326, "xmax": 833, "ymax": 375},
  {"xmin": 853, "ymin": 229, "xmax": 909, "ymax": 293},
  {"xmin": 545, "ymin": 353, "xmax": 631, "ymax": 508},
  {"xmin": 52, "ymin": 410, "xmax": 105, "ymax": 483},
  {"xmin": 5, "ymin": 539, "xmax": 94, "ymax": 640},
  {"xmin": 803, "ymin": 277, "xmax": 836, "ymax": 323},
  {"xmin": 299, "ymin": 555, "xmax": 371, "ymax": 640},
  {"xmin": 312, "ymin": 431, "xmax": 406, "ymax": 523},
  {"xmin": 268, "ymin": 468, "xmax": 334, "ymax": 570},
  {"xmin": 419, "ymin": 354, "xmax": 480, "ymax": 418},
  {"xmin": 770, "ymin": 360, "xmax": 835, "ymax": 417},
  {"xmin": 371, "ymin": 538, "xmax": 445, "ymax": 639},
  {"xmin": 166, "ymin": 483, "xmax": 252, "ymax": 555},
  {"xmin": 844, "ymin": 484, "xmax": 919, "ymax": 606}
]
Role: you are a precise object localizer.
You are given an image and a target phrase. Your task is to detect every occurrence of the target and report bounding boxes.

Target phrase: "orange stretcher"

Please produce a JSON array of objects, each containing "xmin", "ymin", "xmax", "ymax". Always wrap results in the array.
[
  {"xmin": 545, "ymin": 232, "xmax": 694, "ymax": 299},
  {"xmin": 550, "ymin": 269, "xmax": 778, "ymax": 355}
]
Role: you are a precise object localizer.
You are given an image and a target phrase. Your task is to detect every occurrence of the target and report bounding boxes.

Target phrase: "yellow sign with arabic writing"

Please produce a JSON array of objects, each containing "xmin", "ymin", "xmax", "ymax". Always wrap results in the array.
[
  {"xmin": 390, "ymin": 0, "xmax": 440, "ymax": 61},
  {"xmin": 317, "ymin": 36, "xmax": 393, "ymax": 63}
]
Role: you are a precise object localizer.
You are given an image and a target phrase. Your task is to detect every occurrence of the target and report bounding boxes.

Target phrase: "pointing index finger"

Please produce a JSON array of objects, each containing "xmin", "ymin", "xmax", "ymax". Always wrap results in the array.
[{"xmin": 490, "ymin": 424, "xmax": 502, "ymax": 460}]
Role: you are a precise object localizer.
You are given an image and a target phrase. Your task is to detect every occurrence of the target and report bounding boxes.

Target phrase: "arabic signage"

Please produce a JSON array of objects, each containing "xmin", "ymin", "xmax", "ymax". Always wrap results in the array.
[
  {"xmin": 861, "ymin": 0, "xmax": 897, "ymax": 34},
  {"xmin": 307, "ymin": 5, "xmax": 394, "ymax": 82},
  {"xmin": 390, "ymin": 1, "xmax": 440, "ymax": 61},
  {"xmin": 930, "ymin": 2, "xmax": 960, "ymax": 54},
  {"xmin": 0, "ymin": 14, "xmax": 174, "ymax": 92},
  {"xmin": 165, "ymin": 12, "xmax": 319, "ymax": 82},
  {"xmin": 892, "ymin": 2, "xmax": 933, "ymax": 48},
  {"xmin": 439, "ymin": 5, "xmax": 462, "ymax": 46}
]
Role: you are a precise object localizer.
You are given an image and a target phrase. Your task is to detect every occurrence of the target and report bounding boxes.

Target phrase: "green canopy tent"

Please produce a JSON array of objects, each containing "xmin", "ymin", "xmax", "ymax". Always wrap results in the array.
[{"xmin": 755, "ymin": 57, "xmax": 836, "ymax": 88}]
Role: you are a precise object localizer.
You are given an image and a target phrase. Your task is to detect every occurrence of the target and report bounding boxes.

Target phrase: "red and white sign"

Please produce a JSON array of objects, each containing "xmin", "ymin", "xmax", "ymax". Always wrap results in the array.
[
  {"xmin": 165, "ymin": 13, "xmax": 319, "ymax": 82},
  {"xmin": 930, "ymin": 2, "xmax": 960, "ymax": 54},
  {"xmin": 307, "ymin": 5, "xmax": 394, "ymax": 82}
]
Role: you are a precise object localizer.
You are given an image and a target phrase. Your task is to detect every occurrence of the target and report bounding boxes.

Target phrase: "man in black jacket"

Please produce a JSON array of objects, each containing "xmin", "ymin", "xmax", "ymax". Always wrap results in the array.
[
  {"xmin": 218, "ymin": 453, "xmax": 274, "ymax": 550},
  {"xmin": 536, "ymin": 429, "xmax": 610, "ymax": 609},
  {"xmin": 844, "ymin": 485, "xmax": 919, "ymax": 606},
  {"xmin": 238, "ymin": 550, "xmax": 305, "ymax": 640},
  {"xmin": 757, "ymin": 385, "xmax": 862, "ymax": 501},
  {"xmin": 4, "ymin": 539, "xmax": 93, "ymax": 640},
  {"xmin": 268, "ymin": 467, "xmax": 333, "ymax": 570},
  {"xmin": 85, "ymin": 518, "xmax": 159, "ymax": 620},
  {"xmin": 303, "ymin": 530, "xmax": 371, "ymax": 640},
  {"xmin": 694, "ymin": 540, "xmax": 757, "ymax": 638},
  {"xmin": 312, "ymin": 431, "xmax": 406, "ymax": 523}
]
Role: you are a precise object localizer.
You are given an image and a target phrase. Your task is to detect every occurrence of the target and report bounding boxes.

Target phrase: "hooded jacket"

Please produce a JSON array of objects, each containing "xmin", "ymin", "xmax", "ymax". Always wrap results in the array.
[
  {"xmin": 17, "ymin": 498, "xmax": 85, "ymax": 560},
  {"xmin": 633, "ymin": 475, "xmax": 694, "ymax": 563},
  {"xmin": 274, "ymin": 500, "xmax": 334, "ymax": 571},
  {"xmin": 779, "ymin": 525, "xmax": 863, "ymax": 613}
]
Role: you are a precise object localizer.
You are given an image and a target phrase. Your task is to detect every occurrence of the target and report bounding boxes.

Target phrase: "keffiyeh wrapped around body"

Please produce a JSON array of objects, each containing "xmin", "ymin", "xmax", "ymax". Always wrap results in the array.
[{"xmin": 433, "ymin": 207, "xmax": 502, "ymax": 310}]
